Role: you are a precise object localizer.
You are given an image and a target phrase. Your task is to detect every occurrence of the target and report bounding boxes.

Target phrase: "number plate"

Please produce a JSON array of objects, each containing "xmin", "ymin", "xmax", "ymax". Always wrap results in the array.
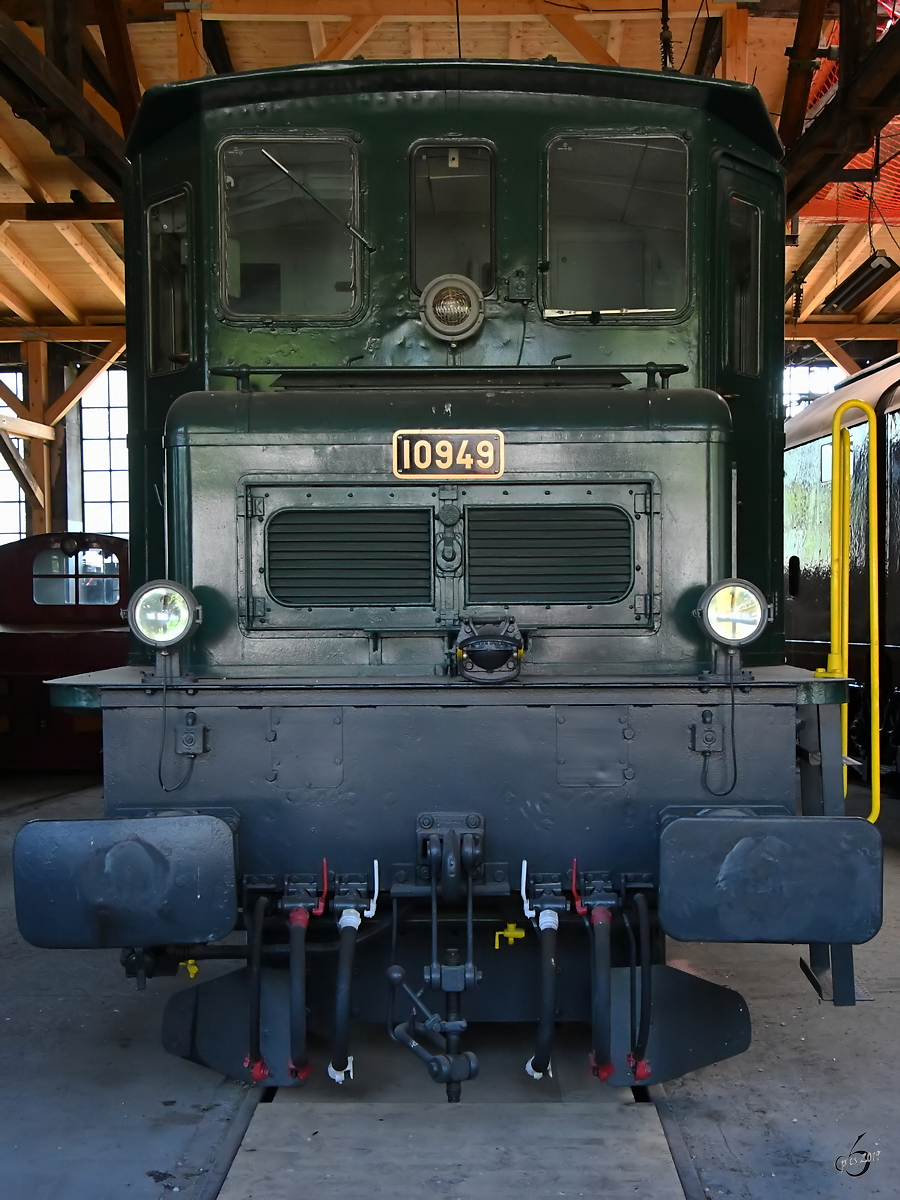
[{"xmin": 392, "ymin": 429, "xmax": 504, "ymax": 479}]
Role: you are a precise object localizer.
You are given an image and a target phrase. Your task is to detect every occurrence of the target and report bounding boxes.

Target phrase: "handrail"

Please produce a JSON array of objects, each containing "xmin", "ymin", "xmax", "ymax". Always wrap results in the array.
[{"xmin": 817, "ymin": 399, "xmax": 880, "ymax": 823}]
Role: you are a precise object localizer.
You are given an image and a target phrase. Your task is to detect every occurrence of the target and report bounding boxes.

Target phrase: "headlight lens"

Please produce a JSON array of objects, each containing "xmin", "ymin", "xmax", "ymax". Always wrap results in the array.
[
  {"xmin": 128, "ymin": 581, "xmax": 200, "ymax": 648},
  {"xmin": 696, "ymin": 579, "xmax": 767, "ymax": 646},
  {"xmin": 418, "ymin": 273, "xmax": 484, "ymax": 341},
  {"xmin": 432, "ymin": 286, "xmax": 472, "ymax": 328}
]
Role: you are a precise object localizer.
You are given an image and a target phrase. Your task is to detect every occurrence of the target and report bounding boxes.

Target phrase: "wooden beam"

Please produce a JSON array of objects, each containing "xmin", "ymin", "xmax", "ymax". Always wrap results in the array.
[
  {"xmin": 0, "ymin": 411, "xmax": 54, "ymax": 440},
  {"xmin": 314, "ymin": 15, "xmax": 380, "ymax": 60},
  {"xmin": 785, "ymin": 321, "xmax": 900, "ymax": 339},
  {"xmin": 0, "ymin": 202, "xmax": 123, "ymax": 221},
  {"xmin": 55, "ymin": 222, "xmax": 126, "ymax": 305},
  {"xmin": 0, "ymin": 11, "xmax": 125, "ymax": 200},
  {"xmin": 43, "ymin": 335, "xmax": 126, "ymax": 426},
  {"xmin": 857, "ymin": 272, "xmax": 900, "ymax": 323},
  {"xmin": 0, "ymin": 325, "xmax": 124, "ymax": 341},
  {"xmin": 0, "ymin": 430, "xmax": 44, "ymax": 509},
  {"xmin": 203, "ymin": 0, "xmax": 714, "ymax": 16},
  {"xmin": 785, "ymin": 18, "xmax": 900, "ymax": 216},
  {"xmin": 785, "ymin": 224, "xmax": 842, "ymax": 301},
  {"xmin": 95, "ymin": 0, "xmax": 142, "ymax": 135},
  {"xmin": 839, "ymin": 0, "xmax": 877, "ymax": 89},
  {"xmin": 779, "ymin": 0, "xmax": 828, "ymax": 149},
  {"xmin": 0, "ymin": 136, "xmax": 53, "ymax": 203},
  {"xmin": 176, "ymin": 9, "xmax": 207, "ymax": 78},
  {"xmin": 507, "ymin": 20, "xmax": 524, "ymax": 58},
  {"xmin": 408, "ymin": 21, "xmax": 424, "ymax": 56},
  {"xmin": 25, "ymin": 338, "xmax": 49, "ymax": 531},
  {"xmin": 0, "ymin": 276, "xmax": 38, "ymax": 324},
  {"xmin": 798, "ymin": 226, "xmax": 872, "ymax": 319},
  {"xmin": 721, "ymin": 7, "xmax": 749, "ymax": 82},
  {"xmin": 694, "ymin": 16, "xmax": 723, "ymax": 76},
  {"xmin": 80, "ymin": 23, "xmax": 117, "ymax": 108},
  {"xmin": 606, "ymin": 19, "xmax": 624, "ymax": 61},
  {"xmin": 202, "ymin": 17, "xmax": 234, "ymax": 73},
  {"xmin": 814, "ymin": 338, "xmax": 860, "ymax": 373},
  {"xmin": 545, "ymin": 12, "xmax": 618, "ymax": 64},
  {"xmin": 308, "ymin": 18, "xmax": 327, "ymax": 55},
  {"xmin": 44, "ymin": 0, "xmax": 85, "ymax": 156},
  {"xmin": 0, "ymin": 377, "xmax": 29, "ymax": 420},
  {"xmin": 0, "ymin": 226, "xmax": 83, "ymax": 323}
]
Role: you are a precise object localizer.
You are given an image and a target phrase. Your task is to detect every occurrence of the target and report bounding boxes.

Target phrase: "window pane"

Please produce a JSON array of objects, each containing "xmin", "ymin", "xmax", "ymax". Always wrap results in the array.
[
  {"xmin": 78, "ymin": 548, "xmax": 118, "ymax": 576},
  {"xmin": 546, "ymin": 136, "xmax": 688, "ymax": 314},
  {"xmin": 84, "ymin": 472, "xmax": 112, "ymax": 503},
  {"xmin": 82, "ymin": 440, "xmax": 110, "ymax": 471},
  {"xmin": 34, "ymin": 549, "xmax": 74, "ymax": 575},
  {"xmin": 84, "ymin": 502, "xmax": 111, "ymax": 530},
  {"xmin": 727, "ymin": 196, "xmax": 760, "ymax": 376},
  {"xmin": 34, "ymin": 575, "xmax": 75, "ymax": 604},
  {"xmin": 110, "ymin": 502, "xmax": 129, "ymax": 535},
  {"xmin": 222, "ymin": 140, "xmax": 357, "ymax": 318},
  {"xmin": 413, "ymin": 145, "xmax": 493, "ymax": 293},
  {"xmin": 79, "ymin": 576, "xmax": 119, "ymax": 604},
  {"xmin": 109, "ymin": 440, "xmax": 129, "ymax": 470},
  {"xmin": 110, "ymin": 472, "xmax": 129, "ymax": 502},
  {"xmin": 82, "ymin": 408, "xmax": 110, "ymax": 439},
  {"xmin": 108, "ymin": 408, "xmax": 127, "ymax": 439},
  {"xmin": 148, "ymin": 192, "xmax": 191, "ymax": 374}
]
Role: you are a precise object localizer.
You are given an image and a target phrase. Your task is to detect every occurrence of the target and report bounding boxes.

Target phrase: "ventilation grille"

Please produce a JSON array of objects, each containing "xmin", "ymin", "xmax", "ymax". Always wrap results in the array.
[
  {"xmin": 467, "ymin": 506, "xmax": 633, "ymax": 603},
  {"xmin": 267, "ymin": 509, "xmax": 433, "ymax": 607}
]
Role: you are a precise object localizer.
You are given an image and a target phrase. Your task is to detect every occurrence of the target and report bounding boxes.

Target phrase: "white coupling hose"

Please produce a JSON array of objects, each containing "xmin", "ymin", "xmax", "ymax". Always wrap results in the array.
[
  {"xmin": 338, "ymin": 908, "xmax": 362, "ymax": 931},
  {"xmin": 327, "ymin": 1055, "xmax": 354, "ymax": 1084},
  {"xmin": 538, "ymin": 909, "xmax": 559, "ymax": 931},
  {"xmin": 525, "ymin": 1056, "xmax": 553, "ymax": 1080}
]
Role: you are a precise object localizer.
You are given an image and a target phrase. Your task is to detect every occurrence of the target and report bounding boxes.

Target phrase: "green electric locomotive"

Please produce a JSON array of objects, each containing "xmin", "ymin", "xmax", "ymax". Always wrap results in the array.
[{"xmin": 13, "ymin": 60, "xmax": 882, "ymax": 1097}]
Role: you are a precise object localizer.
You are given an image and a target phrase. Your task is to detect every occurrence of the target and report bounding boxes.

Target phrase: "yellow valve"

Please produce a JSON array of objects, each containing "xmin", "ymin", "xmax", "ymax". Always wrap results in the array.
[
  {"xmin": 180, "ymin": 959, "xmax": 199, "ymax": 979},
  {"xmin": 494, "ymin": 922, "xmax": 525, "ymax": 949}
]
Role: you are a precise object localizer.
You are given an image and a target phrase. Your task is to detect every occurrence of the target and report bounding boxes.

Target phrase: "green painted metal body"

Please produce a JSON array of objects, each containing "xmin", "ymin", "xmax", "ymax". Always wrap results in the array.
[{"xmin": 117, "ymin": 59, "xmax": 785, "ymax": 681}]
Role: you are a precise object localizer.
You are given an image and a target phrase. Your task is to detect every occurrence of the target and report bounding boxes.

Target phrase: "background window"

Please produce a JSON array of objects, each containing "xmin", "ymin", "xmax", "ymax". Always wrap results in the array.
[
  {"xmin": 547, "ymin": 136, "xmax": 688, "ymax": 314},
  {"xmin": 222, "ymin": 140, "xmax": 357, "ymax": 318},
  {"xmin": 727, "ymin": 196, "xmax": 761, "ymax": 376},
  {"xmin": 81, "ymin": 368, "xmax": 128, "ymax": 536},
  {"xmin": 33, "ymin": 547, "xmax": 120, "ymax": 605},
  {"xmin": 413, "ymin": 144, "xmax": 493, "ymax": 293},
  {"xmin": 0, "ymin": 370, "xmax": 27, "ymax": 546},
  {"xmin": 148, "ymin": 192, "xmax": 191, "ymax": 374}
]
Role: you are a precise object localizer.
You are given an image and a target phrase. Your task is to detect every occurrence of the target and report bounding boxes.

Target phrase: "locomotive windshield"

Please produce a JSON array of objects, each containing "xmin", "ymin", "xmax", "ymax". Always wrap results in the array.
[
  {"xmin": 545, "ymin": 135, "xmax": 687, "ymax": 316},
  {"xmin": 220, "ymin": 139, "xmax": 358, "ymax": 319},
  {"xmin": 412, "ymin": 144, "xmax": 494, "ymax": 293}
]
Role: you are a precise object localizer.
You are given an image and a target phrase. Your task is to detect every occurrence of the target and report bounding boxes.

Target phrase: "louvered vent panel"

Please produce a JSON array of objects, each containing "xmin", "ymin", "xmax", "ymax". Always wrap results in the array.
[
  {"xmin": 267, "ymin": 509, "xmax": 433, "ymax": 606},
  {"xmin": 467, "ymin": 506, "xmax": 633, "ymax": 603}
]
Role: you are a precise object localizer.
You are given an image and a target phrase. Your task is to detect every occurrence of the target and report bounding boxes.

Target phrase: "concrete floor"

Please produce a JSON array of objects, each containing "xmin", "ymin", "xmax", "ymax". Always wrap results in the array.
[{"xmin": 0, "ymin": 773, "xmax": 897, "ymax": 1199}]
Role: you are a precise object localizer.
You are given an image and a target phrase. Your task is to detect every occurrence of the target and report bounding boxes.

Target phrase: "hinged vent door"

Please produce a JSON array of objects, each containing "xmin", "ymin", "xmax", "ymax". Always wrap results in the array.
[
  {"xmin": 467, "ymin": 506, "xmax": 633, "ymax": 604},
  {"xmin": 266, "ymin": 509, "xmax": 433, "ymax": 607}
]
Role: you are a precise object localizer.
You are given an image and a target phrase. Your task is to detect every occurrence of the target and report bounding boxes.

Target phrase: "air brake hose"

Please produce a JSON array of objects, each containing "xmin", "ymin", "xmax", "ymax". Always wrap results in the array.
[
  {"xmin": 328, "ymin": 909, "xmax": 361, "ymax": 1084},
  {"xmin": 247, "ymin": 894, "xmax": 269, "ymax": 1082},
  {"xmin": 526, "ymin": 910, "xmax": 559, "ymax": 1079},
  {"xmin": 632, "ymin": 892, "xmax": 652, "ymax": 1068},
  {"xmin": 590, "ymin": 906, "xmax": 613, "ymax": 1079},
  {"xmin": 288, "ymin": 909, "xmax": 310, "ymax": 1080}
]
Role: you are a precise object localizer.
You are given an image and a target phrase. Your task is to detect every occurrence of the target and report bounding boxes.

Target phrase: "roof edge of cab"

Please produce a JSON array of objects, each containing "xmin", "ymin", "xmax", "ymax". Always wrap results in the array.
[{"xmin": 126, "ymin": 58, "xmax": 782, "ymax": 161}]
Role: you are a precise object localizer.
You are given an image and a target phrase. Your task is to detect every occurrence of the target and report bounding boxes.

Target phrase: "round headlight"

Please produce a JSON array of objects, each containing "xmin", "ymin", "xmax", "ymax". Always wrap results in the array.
[
  {"xmin": 418, "ymin": 273, "xmax": 484, "ymax": 342},
  {"xmin": 695, "ymin": 578, "xmax": 768, "ymax": 647},
  {"xmin": 128, "ymin": 580, "xmax": 200, "ymax": 648}
]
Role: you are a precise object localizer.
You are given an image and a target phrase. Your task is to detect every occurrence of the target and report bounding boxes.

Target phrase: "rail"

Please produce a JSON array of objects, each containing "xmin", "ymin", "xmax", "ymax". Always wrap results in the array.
[{"xmin": 817, "ymin": 399, "xmax": 881, "ymax": 823}]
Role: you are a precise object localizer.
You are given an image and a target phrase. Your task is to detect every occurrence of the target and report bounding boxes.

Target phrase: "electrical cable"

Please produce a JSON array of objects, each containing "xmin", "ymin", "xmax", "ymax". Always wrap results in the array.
[
  {"xmin": 157, "ymin": 652, "xmax": 194, "ymax": 793},
  {"xmin": 515, "ymin": 302, "xmax": 527, "ymax": 366},
  {"xmin": 678, "ymin": 0, "xmax": 709, "ymax": 73},
  {"xmin": 700, "ymin": 653, "xmax": 739, "ymax": 798},
  {"xmin": 455, "ymin": 0, "xmax": 462, "ymax": 58}
]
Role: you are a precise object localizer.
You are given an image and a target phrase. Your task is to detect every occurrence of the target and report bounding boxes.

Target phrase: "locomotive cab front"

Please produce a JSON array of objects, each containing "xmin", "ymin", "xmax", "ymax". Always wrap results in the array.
[{"xmin": 14, "ymin": 60, "xmax": 882, "ymax": 1095}]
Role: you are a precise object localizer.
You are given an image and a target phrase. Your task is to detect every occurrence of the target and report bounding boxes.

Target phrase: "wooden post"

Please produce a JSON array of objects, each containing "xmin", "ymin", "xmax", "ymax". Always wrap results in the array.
[
  {"xmin": 176, "ymin": 10, "xmax": 207, "ymax": 80},
  {"xmin": 721, "ymin": 7, "xmax": 749, "ymax": 82},
  {"xmin": 25, "ymin": 340, "xmax": 51, "ymax": 534}
]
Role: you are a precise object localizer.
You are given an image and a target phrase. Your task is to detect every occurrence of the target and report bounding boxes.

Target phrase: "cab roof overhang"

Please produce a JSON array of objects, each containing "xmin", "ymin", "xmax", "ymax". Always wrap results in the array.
[{"xmin": 127, "ymin": 58, "xmax": 783, "ymax": 162}]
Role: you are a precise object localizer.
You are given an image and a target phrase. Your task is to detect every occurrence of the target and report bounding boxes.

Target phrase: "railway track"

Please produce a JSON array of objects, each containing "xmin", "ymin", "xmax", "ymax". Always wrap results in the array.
[{"xmin": 195, "ymin": 1025, "xmax": 706, "ymax": 1200}]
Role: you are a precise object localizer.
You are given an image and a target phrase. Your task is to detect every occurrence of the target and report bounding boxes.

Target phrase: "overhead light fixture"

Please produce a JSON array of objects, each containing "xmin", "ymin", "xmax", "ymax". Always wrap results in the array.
[{"xmin": 820, "ymin": 252, "xmax": 900, "ymax": 314}]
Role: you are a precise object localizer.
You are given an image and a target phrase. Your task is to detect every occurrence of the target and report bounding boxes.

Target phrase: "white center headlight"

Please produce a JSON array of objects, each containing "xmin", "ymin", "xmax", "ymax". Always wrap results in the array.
[
  {"xmin": 418, "ymin": 273, "xmax": 484, "ymax": 342},
  {"xmin": 695, "ymin": 578, "xmax": 767, "ymax": 647},
  {"xmin": 128, "ymin": 580, "xmax": 200, "ymax": 648}
]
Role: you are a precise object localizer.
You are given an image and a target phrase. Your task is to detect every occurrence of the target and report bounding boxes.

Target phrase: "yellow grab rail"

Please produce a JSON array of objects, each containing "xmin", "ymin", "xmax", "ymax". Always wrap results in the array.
[{"xmin": 816, "ymin": 399, "xmax": 880, "ymax": 822}]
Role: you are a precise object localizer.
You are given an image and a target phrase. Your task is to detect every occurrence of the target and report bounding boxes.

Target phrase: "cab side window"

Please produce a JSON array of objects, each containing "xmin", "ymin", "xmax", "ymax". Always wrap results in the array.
[
  {"xmin": 726, "ymin": 196, "xmax": 760, "ymax": 376},
  {"xmin": 148, "ymin": 192, "xmax": 191, "ymax": 375}
]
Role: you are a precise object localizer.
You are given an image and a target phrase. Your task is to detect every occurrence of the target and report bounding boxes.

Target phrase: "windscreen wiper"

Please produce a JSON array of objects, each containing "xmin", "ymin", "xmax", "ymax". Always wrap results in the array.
[{"xmin": 261, "ymin": 147, "xmax": 375, "ymax": 253}]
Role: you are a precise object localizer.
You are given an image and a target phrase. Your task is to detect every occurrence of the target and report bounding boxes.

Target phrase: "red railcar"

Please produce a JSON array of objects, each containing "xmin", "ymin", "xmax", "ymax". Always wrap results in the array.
[{"xmin": 0, "ymin": 533, "xmax": 129, "ymax": 771}]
